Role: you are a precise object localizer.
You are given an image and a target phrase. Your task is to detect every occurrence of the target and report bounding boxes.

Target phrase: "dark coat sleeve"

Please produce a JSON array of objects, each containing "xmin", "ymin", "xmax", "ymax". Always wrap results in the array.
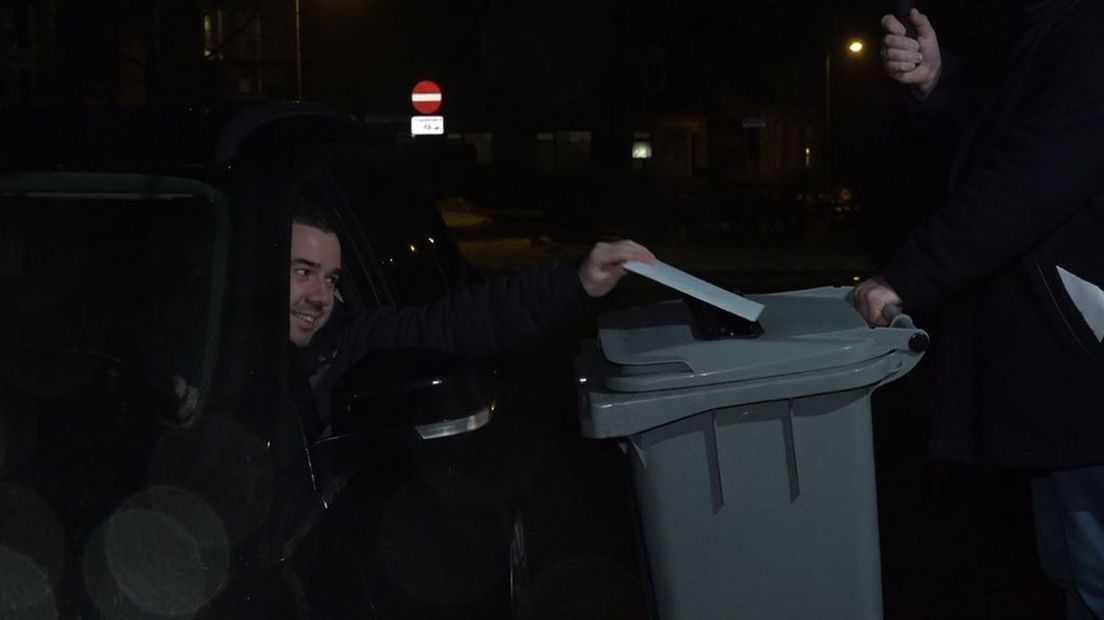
[
  {"xmin": 339, "ymin": 260, "xmax": 592, "ymax": 364},
  {"xmin": 883, "ymin": 20, "xmax": 1104, "ymax": 315},
  {"xmin": 906, "ymin": 50, "xmax": 966, "ymax": 124}
]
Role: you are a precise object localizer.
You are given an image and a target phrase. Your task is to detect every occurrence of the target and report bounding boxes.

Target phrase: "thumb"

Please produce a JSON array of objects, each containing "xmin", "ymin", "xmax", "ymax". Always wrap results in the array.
[{"xmin": 910, "ymin": 8, "xmax": 936, "ymax": 39}]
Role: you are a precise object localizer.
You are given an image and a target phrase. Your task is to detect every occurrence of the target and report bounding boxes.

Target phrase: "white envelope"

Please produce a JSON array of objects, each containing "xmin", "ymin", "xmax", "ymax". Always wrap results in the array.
[{"xmin": 625, "ymin": 260, "xmax": 764, "ymax": 322}]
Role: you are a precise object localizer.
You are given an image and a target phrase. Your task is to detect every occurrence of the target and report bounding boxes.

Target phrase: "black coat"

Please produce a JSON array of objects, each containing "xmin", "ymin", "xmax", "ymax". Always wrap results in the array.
[{"xmin": 883, "ymin": 0, "xmax": 1104, "ymax": 468}]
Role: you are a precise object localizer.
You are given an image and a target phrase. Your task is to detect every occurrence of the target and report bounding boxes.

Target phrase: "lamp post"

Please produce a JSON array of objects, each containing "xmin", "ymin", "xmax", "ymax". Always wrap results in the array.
[
  {"xmin": 294, "ymin": 0, "xmax": 303, "ymax": 100},
  {"xmin": 825, "ymin": 39, "xmax": 865, "ymax": 190}
]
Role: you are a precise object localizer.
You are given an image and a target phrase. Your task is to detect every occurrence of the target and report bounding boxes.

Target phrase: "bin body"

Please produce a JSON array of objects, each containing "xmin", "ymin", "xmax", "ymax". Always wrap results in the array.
[{"xmin": 577, "ymin": 287, "xmax": 926, "ymax": 620}]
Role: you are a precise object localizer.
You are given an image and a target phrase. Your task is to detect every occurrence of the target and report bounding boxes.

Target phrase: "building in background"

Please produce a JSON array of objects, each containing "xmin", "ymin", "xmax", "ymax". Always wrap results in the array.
[
  {"xmin": 1, "ymin": 0, "xmax": 872, "ymax": 243},
  {"xmin": 0, "ymin": 0, "xmax": 298, "ymax": 107}
]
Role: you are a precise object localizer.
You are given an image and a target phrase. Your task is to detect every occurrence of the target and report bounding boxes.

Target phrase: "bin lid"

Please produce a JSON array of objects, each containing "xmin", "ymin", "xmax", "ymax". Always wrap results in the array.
[{"xmin": 597, "ymin": 286, "xmax": 917, "ymax": 392}]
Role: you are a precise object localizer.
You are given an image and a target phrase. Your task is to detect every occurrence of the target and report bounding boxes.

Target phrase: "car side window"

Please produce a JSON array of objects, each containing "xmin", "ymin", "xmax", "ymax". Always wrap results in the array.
[{"xmin": 321, "ymin": 147, "xmax": 451, "ymax": 306}]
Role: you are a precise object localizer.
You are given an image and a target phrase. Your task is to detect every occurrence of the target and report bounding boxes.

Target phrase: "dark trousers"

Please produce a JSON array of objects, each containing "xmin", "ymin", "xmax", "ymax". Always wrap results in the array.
[{"xmin": 1032, "ymin": 465, "xmax": 1104, "ymax": 620}]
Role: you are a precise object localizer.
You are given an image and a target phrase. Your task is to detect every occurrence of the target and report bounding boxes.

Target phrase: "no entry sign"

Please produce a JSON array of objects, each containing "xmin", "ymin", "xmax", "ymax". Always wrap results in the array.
[{"xmin": 411, "ymin": 80, "xmax": 442, "ymax": 115}]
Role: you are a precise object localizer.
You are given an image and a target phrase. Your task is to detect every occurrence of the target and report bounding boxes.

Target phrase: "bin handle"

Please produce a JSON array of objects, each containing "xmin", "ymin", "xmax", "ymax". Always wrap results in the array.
[
  {"xmin": 883, "ymin": 304, "xmax": 930, "ymax": 353},
  {"xmin": 844, "ymin": 290, "xmax": 930, "ymax": 353},
  {"xmin": 843, "ymin": 289, "xmax": 915, "ymax": 329}
]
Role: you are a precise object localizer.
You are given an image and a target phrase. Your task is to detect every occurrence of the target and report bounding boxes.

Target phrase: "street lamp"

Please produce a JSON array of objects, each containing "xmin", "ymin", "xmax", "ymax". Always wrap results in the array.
[
  {"xmin": 294, "ymin": 0, "xmax": 303, "ymax": 100},
  {"xmin": 825, "ymin": 39, "xmax": 865, "ymax": 189}
]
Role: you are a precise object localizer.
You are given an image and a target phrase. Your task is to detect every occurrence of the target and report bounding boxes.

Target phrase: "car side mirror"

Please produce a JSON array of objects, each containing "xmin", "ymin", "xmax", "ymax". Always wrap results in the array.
[{"xmin": 330, "ymin": 348, "xmax": 493, "ymax": 441}]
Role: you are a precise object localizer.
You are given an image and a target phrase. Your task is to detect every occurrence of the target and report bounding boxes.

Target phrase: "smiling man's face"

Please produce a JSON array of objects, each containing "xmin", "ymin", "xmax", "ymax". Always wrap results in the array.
[{"xmin": 289, "ymin": 222, "xmax": 343, "ymax": 348}]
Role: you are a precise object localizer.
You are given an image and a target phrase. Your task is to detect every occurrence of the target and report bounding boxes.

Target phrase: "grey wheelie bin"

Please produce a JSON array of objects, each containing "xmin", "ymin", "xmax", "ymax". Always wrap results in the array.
[{"xmin": 575, "ymin": 286, "xmax": 928, "ymax": 620}]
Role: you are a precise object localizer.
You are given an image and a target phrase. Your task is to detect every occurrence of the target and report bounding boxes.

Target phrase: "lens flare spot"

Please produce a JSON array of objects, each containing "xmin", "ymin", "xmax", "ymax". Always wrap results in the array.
[
  {"xmin": 0, "ymin": 485, "xmax": 65, "ymax": 586},
  {"xmin": 96, "ymin": 509, "xmax": 208, "ymax": 616},
  {"xmin": 147, "ymin": 416, "xmax": 274, "ymax": 543},
  {"xmin": 0, "ymin": 546, "xmax": 57, "ymax": 619}
]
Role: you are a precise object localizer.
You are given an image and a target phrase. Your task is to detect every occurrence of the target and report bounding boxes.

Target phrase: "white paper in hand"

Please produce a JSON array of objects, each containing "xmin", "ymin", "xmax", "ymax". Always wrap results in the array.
[
  {"xmin": 624, "ymin": 260, "xmax": 764, "ymax": 322},
  {"xmin": 1057, "ymin": 265, "xmax": 1104, "ymax": 341}
]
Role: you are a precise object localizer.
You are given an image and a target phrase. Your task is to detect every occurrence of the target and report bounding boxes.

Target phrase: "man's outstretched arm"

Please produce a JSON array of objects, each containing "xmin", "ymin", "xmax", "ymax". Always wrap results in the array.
[{"xmin": 341, "ymin": 240, "xmax": 654, "ymax": 362}]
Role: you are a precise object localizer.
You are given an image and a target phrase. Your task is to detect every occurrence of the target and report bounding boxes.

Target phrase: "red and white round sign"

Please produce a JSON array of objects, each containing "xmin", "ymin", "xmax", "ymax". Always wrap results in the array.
[{"xmin": 411, "ymin": 80, "xmax": 442, "ymax": 115}]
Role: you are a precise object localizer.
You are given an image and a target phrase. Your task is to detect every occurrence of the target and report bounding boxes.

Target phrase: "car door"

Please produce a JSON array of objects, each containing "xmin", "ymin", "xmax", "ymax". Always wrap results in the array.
[
  {"xmin": 285, "ymin": 144, "xmax": 525, "ymax": 619},
  {"xmin": 0, "ymin": 172, "xmax": 304, "ymax": 618}
]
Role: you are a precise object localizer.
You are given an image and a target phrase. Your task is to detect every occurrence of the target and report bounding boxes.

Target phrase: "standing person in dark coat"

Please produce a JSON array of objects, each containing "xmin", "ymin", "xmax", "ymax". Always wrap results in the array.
[{"xmin": 853, "ymin": 2, "xmax": 1104, "ymax": 617}]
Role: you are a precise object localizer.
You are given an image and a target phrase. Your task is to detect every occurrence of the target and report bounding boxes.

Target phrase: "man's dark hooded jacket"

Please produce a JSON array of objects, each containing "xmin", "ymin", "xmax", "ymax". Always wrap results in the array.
[
  {"xmin": 882, "ymin": 0, "xmax": 1104, "ymax": 468},
  {"xmin": 293, "ymin": 260, "xmax": 591, "ymax": 431}
]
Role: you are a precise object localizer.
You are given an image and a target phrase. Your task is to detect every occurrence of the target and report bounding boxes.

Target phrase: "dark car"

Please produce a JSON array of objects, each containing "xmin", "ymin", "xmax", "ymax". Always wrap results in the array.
[{"xmin": 0, "ymin": 103, "xmax": 530, "ymax": 618}]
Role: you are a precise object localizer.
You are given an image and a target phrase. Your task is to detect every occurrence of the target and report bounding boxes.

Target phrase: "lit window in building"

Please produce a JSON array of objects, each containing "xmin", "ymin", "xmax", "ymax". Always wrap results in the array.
[
  {"xmin": 632, "ymin": 131, "xmax": 653, "ymax": 161},
  {"xmin": 563, "ymin": 131, "xmax": 590, "ymax": 144},
  {"xmin": 204, "ymin": 15, "xmax": 213, "ymax": 58},
  {"xmin": 556, "ymin": 131, "xmax": 592, "ymax": 175},
  {"xmin": 203, "ymin": 11, "xmax": 225, "ymax": 60}
]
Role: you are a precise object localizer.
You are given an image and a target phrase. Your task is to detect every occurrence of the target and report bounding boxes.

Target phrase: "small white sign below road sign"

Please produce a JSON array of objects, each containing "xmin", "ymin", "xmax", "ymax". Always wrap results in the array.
[{"xmin": 411, "ymin": 116, "xmax": 445, "ymax": 136}]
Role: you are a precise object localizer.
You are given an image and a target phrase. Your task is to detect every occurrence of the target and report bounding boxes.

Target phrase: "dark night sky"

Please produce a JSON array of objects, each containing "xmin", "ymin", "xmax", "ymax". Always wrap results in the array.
[{"xmin": 302, "ymin": 0, "xmax": 896, "ymax": 116}]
